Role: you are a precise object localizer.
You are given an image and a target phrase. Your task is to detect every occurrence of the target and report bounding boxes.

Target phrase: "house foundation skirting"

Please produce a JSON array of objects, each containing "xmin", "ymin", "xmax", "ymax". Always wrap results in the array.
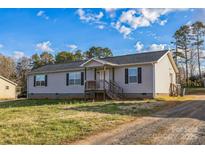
[
  {"xmin": 28, "ymin": 93, "xmax": 84, "ymax": 99},
  {"xmin": 28, "ymin": 92, "xmax": 168, "ymax": 99},
  {"xmin": 123, "ymin": 93, "xmax": 154, "ymax": 99}
]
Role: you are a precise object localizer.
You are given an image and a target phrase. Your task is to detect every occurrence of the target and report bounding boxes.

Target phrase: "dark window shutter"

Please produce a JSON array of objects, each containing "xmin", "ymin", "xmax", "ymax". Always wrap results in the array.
[
  {"xmin": 112, "ymin": 68, "xmax": 115, "ymax": 81},
  {"xmin": 81, "ymin": 72, "xmax": 84, "ymax": 85},
  {"xmin": 125, "ymin": 68, "xmax": 128, "ymax": 84},
  {"xmin": 45, "ymin": 75, "xmax": 48, "ymax": 86},
  {"xmin": 66, "ymin": 73, "xmax": 69, "ymax": 86},
  {"xmin": 138, "ymin": 67, "xmax": 142, "ymax": 83},
  {"xmin": 94, "ymin": 68, "xmax": 96, "ymax": 80},
  {"xmin": 34, "ymin": 75, "xmax": 36, "ymax": 87}
]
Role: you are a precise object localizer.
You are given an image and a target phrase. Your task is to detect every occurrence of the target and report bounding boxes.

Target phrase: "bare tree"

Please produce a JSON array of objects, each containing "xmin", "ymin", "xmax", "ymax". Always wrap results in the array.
[
  {"xmin": 0, "ymin": 54, "xmax": 16, "ymax": 81},
  {"xmin": 16, "ymin": 57, "xmax": 32, "ymax": 92}
]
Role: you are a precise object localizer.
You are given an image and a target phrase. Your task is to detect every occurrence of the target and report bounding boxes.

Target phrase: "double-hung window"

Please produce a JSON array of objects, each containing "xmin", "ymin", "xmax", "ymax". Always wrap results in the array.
[
  {"xmin": 35, "ymin": 74, "xmax": 46, "ymax": 86},
  {"xmin": 128, "ymin": 67, "xmax": 137, "ymax": 83},
  {"xmin": 68, "ymin": 72, "xmax": 81, "ymax": 85}
]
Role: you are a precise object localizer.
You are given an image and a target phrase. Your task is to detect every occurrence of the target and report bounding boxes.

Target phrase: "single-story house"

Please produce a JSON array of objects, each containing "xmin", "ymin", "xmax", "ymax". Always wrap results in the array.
[
  {"xmin": 27, "ymin": 50, "xmax": 179, "ymax": 100},
  {"xmin": 0, "ymin": 76, "xmax": 17, "ymax": 99}
]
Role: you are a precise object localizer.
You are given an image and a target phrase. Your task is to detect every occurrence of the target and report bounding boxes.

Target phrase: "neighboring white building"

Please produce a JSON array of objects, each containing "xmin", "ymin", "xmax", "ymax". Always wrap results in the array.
[
  {"xmin": 0, "ymin": 76, "xmax": 17, "ymax": 99},
  {"xmin": 27, "ymin": 50, "xmax": 179, "ymax": 99}
]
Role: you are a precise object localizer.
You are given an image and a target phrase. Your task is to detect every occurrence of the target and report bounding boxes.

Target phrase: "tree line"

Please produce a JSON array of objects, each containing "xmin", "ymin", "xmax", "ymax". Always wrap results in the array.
[
  {"xmin": 173, "ymin": 21, "xmax": 205, "ymax": 87},
  {"xmin": 32, "ymin": 46, "xmax": 112, "ymax": 69}
]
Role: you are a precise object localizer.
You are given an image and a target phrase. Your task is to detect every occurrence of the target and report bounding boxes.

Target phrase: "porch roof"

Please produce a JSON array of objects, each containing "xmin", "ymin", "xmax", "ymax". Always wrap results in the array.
[{"xmin": 80, "ymin": 58, "xmax": 118, "ymax": 67}]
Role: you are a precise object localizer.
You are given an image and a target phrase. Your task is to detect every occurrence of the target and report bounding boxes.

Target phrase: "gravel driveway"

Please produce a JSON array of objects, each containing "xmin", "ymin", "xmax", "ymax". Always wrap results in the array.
[{"xmin": 77, "ymin": 95, "xmax": 205, "ymax": 145}]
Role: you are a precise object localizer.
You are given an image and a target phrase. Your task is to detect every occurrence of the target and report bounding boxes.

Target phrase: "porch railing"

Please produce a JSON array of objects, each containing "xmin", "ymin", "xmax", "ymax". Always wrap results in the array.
[
  {"xmin": 85, "ymin": 80, "xmax": 104, "ymax": 90},
  {"xmin": 85, "ymin": 80, "xmax": 124, "ymax": 99}
]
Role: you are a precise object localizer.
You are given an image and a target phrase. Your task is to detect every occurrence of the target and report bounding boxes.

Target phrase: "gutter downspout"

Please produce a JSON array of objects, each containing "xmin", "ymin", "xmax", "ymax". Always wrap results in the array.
[{"xmin": 27, "ymin": 75, "xmax": 29, "ymax": 99}]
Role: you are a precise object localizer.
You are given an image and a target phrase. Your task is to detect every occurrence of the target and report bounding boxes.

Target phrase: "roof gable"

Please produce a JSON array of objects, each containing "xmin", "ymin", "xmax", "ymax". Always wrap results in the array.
[{"xmin": 81, "ymin": 58, "xmax": 118, "ymax": 67}]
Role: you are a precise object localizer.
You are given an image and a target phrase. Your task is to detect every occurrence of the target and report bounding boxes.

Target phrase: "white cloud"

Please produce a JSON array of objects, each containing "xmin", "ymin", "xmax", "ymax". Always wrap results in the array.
[
  {"xmin": 120, "ymin": 9, "xmax": 150, "ymax": 29},
  {"xmin": 0, "ymin": 44, "xmax": 4, "ymax": 48},
  {"xmin": 37, "ymin": 10, "xmax": 49, "ymax": 20},
  {"xmin": 67, "ymin": 44, "xmax": 78, "ymax": 51},
  {"xmin": 12, "ymin": 51, "xmax": 25, "ymax": 60},
  {"xmin": 134, "ymin": 41, "xmax": 144, "ymax": 51},
  {"xmin": 104, "ymin": 8, "xmax": 117, "ymax": 18},
  {"xmin": 37, "ymin": 11, "xmax": 44, "ymax": 16},
  {"xmin": 159, "ymin": 19, "xmax": 167, "ymax": 26},
  {"xmin": 111, "ymin": 21, "xmax": 120, "ymax": 29},
  {"xmin": 36, "ymin": 41, "xmax": 53, "ymax": 52},
  {"xmin": 113, "ymin": 8, "xmax": 188, "ymax": 38},
  {"xmin": 98, "ymin": 25, "xmax": 105, "ymax": 30},
  {"xmin": 119, "ymin": 9, "xmax": 183, "ymax": 29},
  {"xmin": 141, "ymin": 9, "xmax": 187, "ymax": 22},
  {"xmin": 119, "ymin": 26, "xmax": 132, "ymax": 38},
  {"xmin": 76, "ymin": 9, "xmax": 104, "ymax": 23},
  {"xmin": 190, "ymin": 9, "xmax": 195, "ymax": 12},
  {"xmin": 112, "ymin": 22, "xmax": 132, "ymax": 38},
  {"xmin": 149, "ymin": 44, "xmax": 167, "ymax": 51}
]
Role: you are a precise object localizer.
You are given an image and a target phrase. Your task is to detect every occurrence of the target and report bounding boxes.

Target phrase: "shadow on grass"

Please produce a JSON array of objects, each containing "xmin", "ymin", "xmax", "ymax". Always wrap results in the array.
[
  {"xmin": 0, "ymin": 99, "xmax": 85, "ymax": 108},
  {"xmin": 65, "ymin": 98, "xmax": 205, "ymax": 121},
  {"xmin": 2, "ymin": 98, "xmax": 205, "ymax": 122}
]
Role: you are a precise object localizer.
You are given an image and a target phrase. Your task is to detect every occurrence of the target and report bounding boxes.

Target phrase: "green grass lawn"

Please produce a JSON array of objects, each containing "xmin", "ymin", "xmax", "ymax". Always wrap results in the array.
[{"xmin": 0, "ymin": 99, "xmax": 172, "ymax": 144}]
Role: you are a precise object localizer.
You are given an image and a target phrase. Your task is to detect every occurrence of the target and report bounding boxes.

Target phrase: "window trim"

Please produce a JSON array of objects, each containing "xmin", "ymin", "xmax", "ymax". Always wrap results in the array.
[
  {"xmin": 128, "ymin": 67, "xmax": 138, "ymax": 84},
  {"xmin": 35, "ymin": 74, "xmax": 46, "ymax": 87},
  {"xmin": 67, "ymin": 71, "xmax": 82, "ymax": 86}
]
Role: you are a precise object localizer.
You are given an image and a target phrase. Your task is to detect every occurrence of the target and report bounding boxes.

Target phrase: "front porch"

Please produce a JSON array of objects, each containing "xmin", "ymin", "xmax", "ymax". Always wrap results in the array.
[{"xmin": 81, "ymin": 58, "xmax": 123, "ymax": 100}]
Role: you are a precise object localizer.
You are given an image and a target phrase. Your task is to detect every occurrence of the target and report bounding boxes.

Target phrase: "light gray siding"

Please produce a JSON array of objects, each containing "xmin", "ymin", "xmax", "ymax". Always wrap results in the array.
[
  {"xmin": 28, "ymin": 64, "xmax": 154, "ymax": 98},
  {"xmin": 28, "ymin": 71, "xmax": 85, "ymax": 94},
  {"xmin": 86, "ymin": 68, "xmax": 95, "ymax": 80},
  {"xmin": 114, "ymin": 64, "xmax": 154, "ymax": 94}
]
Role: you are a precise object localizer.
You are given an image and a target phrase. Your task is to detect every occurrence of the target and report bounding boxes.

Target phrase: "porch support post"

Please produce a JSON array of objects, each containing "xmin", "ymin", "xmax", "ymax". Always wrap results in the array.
[
  {"xmin": 112, "ymin": 67, "xmax": 115, "ymax": 81},
  {"xmin": 84, "ymin": 67, "xmax": 87, "ymax": 81},
  {"xmin": 103, "ymin": 65, "xmax": 106, "ymax": 100},
  {"xmin": 103, "ymin": 65, "xmax": 106, "ymax": 89},
  {"xmin": 84, "ymin": 67, "xmax": 87, "ymax": 101}
]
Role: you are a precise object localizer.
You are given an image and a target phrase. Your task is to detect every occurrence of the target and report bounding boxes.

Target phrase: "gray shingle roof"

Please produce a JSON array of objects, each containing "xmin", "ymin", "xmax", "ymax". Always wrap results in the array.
[
  {"xmin": 102, "ymin": 50, "xmax": 168, "ymax": 64},
  {"xmin": 30, "ymin": 50, "xmax": 168, "ymax": 74}
]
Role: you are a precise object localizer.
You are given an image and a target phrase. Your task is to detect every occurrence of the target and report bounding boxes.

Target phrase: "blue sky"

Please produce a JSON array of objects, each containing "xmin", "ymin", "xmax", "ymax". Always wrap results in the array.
[{"xmin": 0, "ymin": 8, "xmax": 203, "ymax": 59}]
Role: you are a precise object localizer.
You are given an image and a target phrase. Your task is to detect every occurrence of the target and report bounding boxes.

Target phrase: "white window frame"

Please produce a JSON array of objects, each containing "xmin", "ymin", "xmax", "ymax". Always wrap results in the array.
[
  {"xmin": 128, "ymin": 67, "xmax": 138, "ymax": 83},
  {"xmin": 69, "ymin": 72, "xmax": 81, "ymax": 85},
  {"xmin": 36, "ymin": 74, "xmax": 46, "ymax": 86}
]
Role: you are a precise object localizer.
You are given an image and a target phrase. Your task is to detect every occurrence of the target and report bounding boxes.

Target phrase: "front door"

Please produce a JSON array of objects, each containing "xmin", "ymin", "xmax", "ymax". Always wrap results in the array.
[{"xmin": 96, "ymin": 70, "xmax": 104, "ymax": 89}]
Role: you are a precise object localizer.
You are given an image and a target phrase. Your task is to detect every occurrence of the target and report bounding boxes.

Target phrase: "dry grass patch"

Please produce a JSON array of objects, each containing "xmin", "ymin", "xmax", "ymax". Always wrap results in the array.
[
  {"xmin": 0, "ymin": 99, "xmax": 176, "ymax": 144},
  {"xmin": 155, "ymin": 96, "xmax": 195, "ymax": 102}
]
